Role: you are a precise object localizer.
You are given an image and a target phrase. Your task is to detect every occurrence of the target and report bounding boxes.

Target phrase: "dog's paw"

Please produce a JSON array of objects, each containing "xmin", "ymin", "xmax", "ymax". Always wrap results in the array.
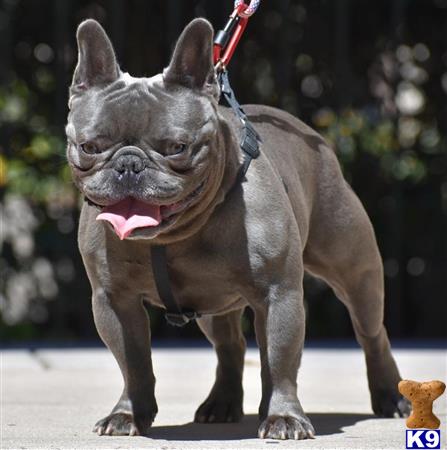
[
  {"xmin": 371, "ymin": 389, "xmax": 411, "ymax": 418},
  {"xmin": 93, "ymin": 412, "xmax": 140, "ymax": 436},
  {"xmin": 194, "ymin": 391, "xmax": 243, "ymax": 423},
  {"xmin": 258, "ymin": 414, "xmax": 315, "ymax": 440}
]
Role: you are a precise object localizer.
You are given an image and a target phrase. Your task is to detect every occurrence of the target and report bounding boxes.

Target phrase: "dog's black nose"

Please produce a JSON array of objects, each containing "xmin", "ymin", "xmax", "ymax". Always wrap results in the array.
[{"xmin": 113, "ymin": 154, "xmax": 145, "ymax": 174}]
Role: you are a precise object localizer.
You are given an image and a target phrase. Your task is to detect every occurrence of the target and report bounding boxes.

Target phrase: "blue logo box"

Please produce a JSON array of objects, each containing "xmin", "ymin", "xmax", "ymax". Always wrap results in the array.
[{"xmin": 406, "ymin": 429, "xmax": 441, "ymax": 449}]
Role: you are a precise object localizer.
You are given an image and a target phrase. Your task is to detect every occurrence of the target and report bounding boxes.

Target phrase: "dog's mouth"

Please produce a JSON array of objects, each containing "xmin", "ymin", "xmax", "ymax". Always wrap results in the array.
[{"xmin": 95, "ymin": 181, "xmax": 205, "ymax": 240}]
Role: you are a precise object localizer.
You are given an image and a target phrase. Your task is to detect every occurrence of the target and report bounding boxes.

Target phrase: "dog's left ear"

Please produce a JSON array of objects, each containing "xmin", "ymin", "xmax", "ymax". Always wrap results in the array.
[{"xmin": 164, "ymin": 18, "xmax": 217, "ymax": 95}]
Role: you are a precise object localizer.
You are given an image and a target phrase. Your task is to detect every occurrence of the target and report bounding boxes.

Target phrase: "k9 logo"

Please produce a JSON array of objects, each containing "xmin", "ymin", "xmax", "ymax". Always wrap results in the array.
[{"xmin": 406, "ymin": 430, "xmax": 441, "ymax": 449}]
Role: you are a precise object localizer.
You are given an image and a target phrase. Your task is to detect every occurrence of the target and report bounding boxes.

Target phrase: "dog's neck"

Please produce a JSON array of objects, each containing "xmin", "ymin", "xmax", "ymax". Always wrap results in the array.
[{"xmin": 149, "ymin": 110, "xmax": 243, "ymax": 245}]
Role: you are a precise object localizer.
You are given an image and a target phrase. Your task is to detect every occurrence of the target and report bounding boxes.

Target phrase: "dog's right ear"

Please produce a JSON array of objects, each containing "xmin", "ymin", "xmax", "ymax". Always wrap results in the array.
[{"xmin": 71, "ymin": 19, "xmax": 120, "ymax": 94}]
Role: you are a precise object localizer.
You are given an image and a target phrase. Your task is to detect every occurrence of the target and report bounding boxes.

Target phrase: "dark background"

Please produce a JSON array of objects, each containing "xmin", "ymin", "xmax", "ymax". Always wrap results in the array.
[{"xmin": 1, "ymin": 0, "xmax": 446, "ymax": 344}]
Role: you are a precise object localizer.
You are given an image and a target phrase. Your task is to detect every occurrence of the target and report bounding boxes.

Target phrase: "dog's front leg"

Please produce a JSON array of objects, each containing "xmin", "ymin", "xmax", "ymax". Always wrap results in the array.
[
  {"xmin": 92, "ymin": 290, "xmax": 157, "ymax": 436},
  {"xmin": 253, "ymin": 283, "xmax": 315, "ymax": 440}
]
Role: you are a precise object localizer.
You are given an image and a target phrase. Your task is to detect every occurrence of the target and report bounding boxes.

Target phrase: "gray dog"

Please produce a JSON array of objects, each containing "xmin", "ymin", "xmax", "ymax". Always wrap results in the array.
[{"xmin": 66, "ymin": 18, "xmax": 410, "ymax": 440}]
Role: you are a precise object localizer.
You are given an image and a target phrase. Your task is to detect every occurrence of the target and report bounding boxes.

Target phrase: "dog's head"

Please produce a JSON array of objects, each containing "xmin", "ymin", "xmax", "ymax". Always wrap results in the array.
[{"xmin": 66, "ymin": 19, "xmax": 229, "ymax": 241}]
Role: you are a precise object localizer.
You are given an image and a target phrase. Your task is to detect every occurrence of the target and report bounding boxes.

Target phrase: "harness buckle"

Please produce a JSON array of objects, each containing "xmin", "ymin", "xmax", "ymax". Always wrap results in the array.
[
  {"xmin": 165, "ymin": 310, "xmax": 201, "ymax": 327},
  {"xmin": 241, "ymin": 121, "xmax": 261, "ymax": 158}
]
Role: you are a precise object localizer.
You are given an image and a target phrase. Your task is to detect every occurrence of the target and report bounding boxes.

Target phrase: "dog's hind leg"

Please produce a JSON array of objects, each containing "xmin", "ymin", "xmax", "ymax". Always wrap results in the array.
[
  {"xmin": 331, "ymin": 264, "xmax": 410, "ymax": 417},
  {"xmin": 194, "ymin": 308, "xmax": 246, "ymax": 423},
  {"xmin": 304, "ymin": 185, "xmax": 411, "ymax": 418}
]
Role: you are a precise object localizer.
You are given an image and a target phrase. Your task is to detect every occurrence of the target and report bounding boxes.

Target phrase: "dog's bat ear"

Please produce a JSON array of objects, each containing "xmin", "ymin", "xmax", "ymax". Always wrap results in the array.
[
  {"xmin": 71, "ymin": 19, "xmax": 120, "ymax": 92},
  {"xmin": 164, "ymin": 18, "xmax": 216, "ymax": 92}
]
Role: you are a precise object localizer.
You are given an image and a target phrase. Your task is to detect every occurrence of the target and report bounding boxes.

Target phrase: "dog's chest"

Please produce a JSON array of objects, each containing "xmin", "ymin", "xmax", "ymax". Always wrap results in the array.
[{"xmin": 144, "ymin": 244, "xmax": 248, "ymax": 314}]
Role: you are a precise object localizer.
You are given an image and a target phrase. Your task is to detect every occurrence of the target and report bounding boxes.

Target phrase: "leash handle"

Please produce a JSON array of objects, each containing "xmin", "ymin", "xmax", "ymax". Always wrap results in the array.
[{"xmin": 213, "ymin": 1, "xmax": 259, "ymax": 69}]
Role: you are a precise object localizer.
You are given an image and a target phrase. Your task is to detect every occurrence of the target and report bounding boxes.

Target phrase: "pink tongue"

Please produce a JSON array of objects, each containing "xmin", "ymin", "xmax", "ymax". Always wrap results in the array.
[{"xmin": 96, "ymin": 198, "xmax": 161, "ymax": 240}]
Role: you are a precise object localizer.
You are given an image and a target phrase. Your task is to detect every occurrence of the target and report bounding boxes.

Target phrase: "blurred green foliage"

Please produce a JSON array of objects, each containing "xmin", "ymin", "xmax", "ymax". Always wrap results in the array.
[
  {"xmin": 1, "ymin": 0, "xmax": 446, "ymax": 341},
  {"xmin": 316, "ymin": 108, "xmax": 435, "ymax": 183},
  {"xmin": 1, "ymin": 79, "xmax": 73, "ymax": 203}
]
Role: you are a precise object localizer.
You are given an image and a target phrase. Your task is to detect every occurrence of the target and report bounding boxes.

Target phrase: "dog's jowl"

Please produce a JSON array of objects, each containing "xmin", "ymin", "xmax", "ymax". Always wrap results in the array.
[{"xmin": 66, "ymin": 18, "xmax": 411, "ymax": 439}]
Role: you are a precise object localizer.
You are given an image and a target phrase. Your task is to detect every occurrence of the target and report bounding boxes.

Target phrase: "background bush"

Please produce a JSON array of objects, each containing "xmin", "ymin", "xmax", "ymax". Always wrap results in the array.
[{"xmin": 1, "ymin": 0, "xmax": 446, "ymax": 342}]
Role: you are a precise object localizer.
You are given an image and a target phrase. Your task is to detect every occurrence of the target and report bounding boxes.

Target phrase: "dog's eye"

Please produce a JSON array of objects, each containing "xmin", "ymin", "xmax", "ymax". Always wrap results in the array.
[
  {"xmin": 79, "ymin": 142, "xmax": 99, "ymax": 154},
  {"xmin": 170, "ymin": 143, "xmax": 187, "ymax": 156}
]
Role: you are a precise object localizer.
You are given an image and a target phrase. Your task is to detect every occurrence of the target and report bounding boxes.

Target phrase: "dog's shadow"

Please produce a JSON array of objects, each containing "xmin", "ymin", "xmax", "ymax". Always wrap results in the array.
[{"xmin": 148, "ymin": 413, "xmax": 375, "ymax": 441}]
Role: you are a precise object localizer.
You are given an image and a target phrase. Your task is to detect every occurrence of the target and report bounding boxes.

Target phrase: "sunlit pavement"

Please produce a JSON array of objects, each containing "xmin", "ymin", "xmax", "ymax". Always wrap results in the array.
[{"xmin": 2, "ymin": 345, "xmax": 446, "ymax": 449}]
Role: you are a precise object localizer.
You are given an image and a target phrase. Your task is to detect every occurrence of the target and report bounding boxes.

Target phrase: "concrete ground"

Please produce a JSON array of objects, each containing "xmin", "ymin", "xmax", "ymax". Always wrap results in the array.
[{"xmin": 1, "ymin": 345, "xmax": 446, "ymax": 449}]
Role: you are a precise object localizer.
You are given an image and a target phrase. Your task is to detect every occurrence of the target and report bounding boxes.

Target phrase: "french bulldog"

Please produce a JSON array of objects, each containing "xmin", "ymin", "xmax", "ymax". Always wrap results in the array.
[{"xmin": 66, "ymin": 18, "xmax": 410, "ymax": 439}]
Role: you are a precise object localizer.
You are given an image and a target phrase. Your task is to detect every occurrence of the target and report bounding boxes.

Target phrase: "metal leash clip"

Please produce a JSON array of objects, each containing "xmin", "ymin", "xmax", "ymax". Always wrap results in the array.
[{"xmin": 213, "ymin": 0, "xmax": 260, "ymax": 70}]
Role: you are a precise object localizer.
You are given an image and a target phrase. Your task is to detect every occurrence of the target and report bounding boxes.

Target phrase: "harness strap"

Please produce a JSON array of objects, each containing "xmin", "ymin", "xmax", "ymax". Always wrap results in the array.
[
  {"xmin": 150, "ymin": 245, "xmax": 201, "ymax": 327},
  {"xmin": 218, "ymin": 70, "xmax": 261, "ymax": 178},
  {"xmin": 150, "ymin": 71, "xmax": 261, "ymax": 327}
]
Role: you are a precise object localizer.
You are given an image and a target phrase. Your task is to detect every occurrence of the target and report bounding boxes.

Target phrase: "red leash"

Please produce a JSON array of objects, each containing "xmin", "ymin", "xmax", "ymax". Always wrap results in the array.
[{"xmin": 213, "ymin": 0, "xmax": 260, "ymax": 69}]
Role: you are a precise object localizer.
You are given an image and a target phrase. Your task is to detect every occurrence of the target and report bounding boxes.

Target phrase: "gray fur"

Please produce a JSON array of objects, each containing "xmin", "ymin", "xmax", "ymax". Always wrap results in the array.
[{"xmin": 66, "ymin": 18, "xmax": 410, "ymax": 439}]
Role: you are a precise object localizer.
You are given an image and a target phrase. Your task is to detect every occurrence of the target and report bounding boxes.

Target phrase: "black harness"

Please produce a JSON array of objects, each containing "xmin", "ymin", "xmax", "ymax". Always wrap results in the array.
[{"xmin": 151, "ymin": 70, "xmax": 261, "ymax": 327}]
